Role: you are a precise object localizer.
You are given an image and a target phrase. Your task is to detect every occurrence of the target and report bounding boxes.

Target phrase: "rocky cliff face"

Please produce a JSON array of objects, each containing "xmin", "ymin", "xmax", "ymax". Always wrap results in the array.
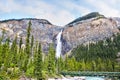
[
  {"xmin": 112, "ymin": 17, "xmax": 120, "ymax": 28},
  {"xmin": 62, "ymin": 12, "xmax": 119, "ymax": 54},
  {"xmin": 0, "ymin": 12, "xmax": 119, "ymax": 54},
  {"xmin": 62, "ymin": 18, "xmax": 119, "ymax": 53},
  {"xmin": 0, "ymin": 18, "xmax": 62, "ymax": 53}
]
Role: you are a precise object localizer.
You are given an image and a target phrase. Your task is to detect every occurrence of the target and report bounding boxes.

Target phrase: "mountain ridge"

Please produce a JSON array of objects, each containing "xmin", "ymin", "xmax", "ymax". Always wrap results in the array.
[
  {"xmin": 0, "ymin": 12, "xmax": 119, "ymax": 54},
  {"xmin": 67, "ymin": 12, "xmax": 105, "ymax": 26},
  {"xmin": 0, "ymin": 18, "xmax": 52, "ymax": 25}
]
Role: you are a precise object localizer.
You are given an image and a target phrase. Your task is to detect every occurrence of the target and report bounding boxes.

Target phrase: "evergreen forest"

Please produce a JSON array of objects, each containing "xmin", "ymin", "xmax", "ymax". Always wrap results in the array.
[{"xmin": 0, "ymin": 21, "xmax": 120, "ymax": 80}]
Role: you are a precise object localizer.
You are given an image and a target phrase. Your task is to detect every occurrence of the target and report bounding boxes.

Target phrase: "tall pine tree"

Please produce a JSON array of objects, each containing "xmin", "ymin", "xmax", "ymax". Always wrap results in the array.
[
  {"xmin": 34, "ymin": 43, "xmax": 43, "ymax": 80},
  {"xmin": 48, "ymin": 44, "xmax": 56, "ymax": 74},
  {"xmin": 26, "ymin": 21, "xmax": 31, "ymax": 58}
]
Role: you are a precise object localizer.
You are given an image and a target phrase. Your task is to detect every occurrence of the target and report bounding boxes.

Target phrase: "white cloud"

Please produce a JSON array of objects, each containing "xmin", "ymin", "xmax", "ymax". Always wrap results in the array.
[
  {"xmin": 35, "ymin": 10, "xmax": 75, "ymax": 26},
  {"xmin": 33, "ymin": 0, "xmax": 91, "ymax": 26},
  {"xmin": 0, "ymin": 0, "xmax": 120, "ymax": 26},
  {"xmin": 53, "ymin": 0, "xmax": 91, "ymax": 16},
  {"xmin": 87, "ymin": 0, "xmax": 120, "ymax": 17},
  {"xmin": 36, "ymin": 0, "xmax": 91, "ymax": 25},
  {"xmin": 103, "ymin": 0, "xmax": 119, "ymax": 5},
  {"xmin": 0, "ymin": 0, "xmax": 76, "ymax": 26}
]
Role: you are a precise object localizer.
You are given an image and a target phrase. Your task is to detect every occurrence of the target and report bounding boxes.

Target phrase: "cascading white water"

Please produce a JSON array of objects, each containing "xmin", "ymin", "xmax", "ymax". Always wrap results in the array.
[{"xmin": 56, "ymin": 30, "xmax": 62, "ymax": 58}]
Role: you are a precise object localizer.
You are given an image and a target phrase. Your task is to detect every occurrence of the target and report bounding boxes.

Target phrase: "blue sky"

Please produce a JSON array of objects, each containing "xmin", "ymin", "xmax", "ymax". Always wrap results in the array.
[{"xmin": 0, "ymin": 0, "xmax": 120, "ymax": 26}]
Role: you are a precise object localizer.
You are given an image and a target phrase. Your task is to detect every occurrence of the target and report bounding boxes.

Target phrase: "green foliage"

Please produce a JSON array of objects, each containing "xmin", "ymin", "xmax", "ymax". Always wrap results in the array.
[
  {"xmin": 0, "ymin": 75, "xmax": 9, "ymax": 80},
  {"xmin": 26, "ymin": 21, "xmax": 31, "ymax": 58},
  {"xmin": 31, "ymin": 35, "xmax": 34, "ymax": 48},
  {"xmin": 26, "ymin": 65, "xmax": 34, "ymax": 77},
  {"xmin": 57, "ymin": 56, "xmax": 64, "ymax": 73},
  {"xmin": 34, "ymin": 43, "xmax": 43, "ymax": 80},
  {"xmin": 48, "ymin": 44, "xmax": 56, "ymax": 74},
  {"xmin": 71, "ymin": 33, "xmax": 120, "ymax": 71},
  {"xmin": 23, "ymin": 21, "xmax": 32, "ymax": 73},
  {"xmin": 19, "ymin": 37, "xmax": 23, "ymax": 49},
  {"xmin": 11, "ymin": 36, "xmax": 18, "ymax": 65}
]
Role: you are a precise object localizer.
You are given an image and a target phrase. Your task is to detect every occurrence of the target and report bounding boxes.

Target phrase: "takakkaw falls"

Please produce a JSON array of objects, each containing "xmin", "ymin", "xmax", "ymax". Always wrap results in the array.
[
  {"xmin": 0, "ymin": 12, "xmax": 120, "ymax": 80},
  {"xmin": 56, "ymin": 30, "xmax": 63, "ymax": 58}
]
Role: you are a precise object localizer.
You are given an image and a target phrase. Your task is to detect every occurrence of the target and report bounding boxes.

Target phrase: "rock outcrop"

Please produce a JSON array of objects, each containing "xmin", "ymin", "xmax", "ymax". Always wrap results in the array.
[
  {"xmin": 62, "ymin": 12, "xmax": 119, "ymax": 54},
  {"xmin": 0, "ymin": 18, "xmax": 62, "ymax": 53}
]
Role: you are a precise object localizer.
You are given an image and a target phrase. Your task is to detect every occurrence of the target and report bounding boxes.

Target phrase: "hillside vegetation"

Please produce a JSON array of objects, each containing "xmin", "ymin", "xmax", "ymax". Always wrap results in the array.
[{"xmin": 71, "ymin": 33, "xmax": 120, "ymax": 71}]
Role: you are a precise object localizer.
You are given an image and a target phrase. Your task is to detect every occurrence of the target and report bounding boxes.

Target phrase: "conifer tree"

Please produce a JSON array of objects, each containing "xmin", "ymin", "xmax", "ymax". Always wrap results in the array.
[
  {"xmin": 57, "ymin": 56, "xmax": 64, "ymax": 73},
  {"xmin": 26, "ymin": 21, "xmax": 31, "ymax": 58},
  {"xmin": 31, "ymin": 35, "xmax": 34, "ymax": 49},
  {"xmin": 64, "ymin": 55, "xmax": 69, "ymax": 71},
  {"xmin": 34, "ymin": 43, "xmax": 43, "ymax": 80},
  {"xmin": 23, "ymin": 21, "xmax": 32, "ymax": 72},
  {"xmin": 48, "ymin": 44, "xmax": 56, "ymax": 74},
  {"xmin": 43, "ymin": 55, "xmax": 48, "ymax": 71},
  {"xmin": 11, "ymin": 36, "xmax": 18, "ymax": 65},
  {"xmin": 3, "ymin": 38, "xmax": 10, "ymax": 70},
  {"xmin": 19, "ymin": 37, "xmax": 23, "ymax": 49},
  {"xmin": 81, "ymin": 59, "xmax": 86, "ymax": 71},
  {"xmin": 31, "ymin": 35, "xmax": 34, "ymax": 58}
]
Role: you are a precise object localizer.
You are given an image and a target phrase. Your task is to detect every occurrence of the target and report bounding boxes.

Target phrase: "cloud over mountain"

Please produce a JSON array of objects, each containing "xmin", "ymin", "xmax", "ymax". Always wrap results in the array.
[{"xmin": 0, "ymin": 0, "xmax": 120, "ymax": 26}]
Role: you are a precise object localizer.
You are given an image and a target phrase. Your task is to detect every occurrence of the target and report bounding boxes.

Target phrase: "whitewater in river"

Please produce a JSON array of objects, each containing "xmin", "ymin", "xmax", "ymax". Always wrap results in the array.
[
  {"xmin": 48, "ymin": 76, "xmax": 105, "ymax": 80},
  {"xmin": 56, "ymin": 30, "xmax": 62, "ymax": 58}
]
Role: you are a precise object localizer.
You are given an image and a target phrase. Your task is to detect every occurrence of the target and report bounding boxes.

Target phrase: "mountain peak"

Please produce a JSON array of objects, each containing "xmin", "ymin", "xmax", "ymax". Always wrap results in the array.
[
  {"xmin": 0, "ymin": 18, "xmax": 52, "ymax": 25},
  {"xmin": 67, "ymin": 12, "xmax": 105, "ymax": 25}
]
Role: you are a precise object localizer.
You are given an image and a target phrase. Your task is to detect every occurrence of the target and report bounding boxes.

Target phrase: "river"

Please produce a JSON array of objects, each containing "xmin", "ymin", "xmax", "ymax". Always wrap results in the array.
[{"xmin": 48, "ymin": 76, "xmax": 105, "ymax": 80}]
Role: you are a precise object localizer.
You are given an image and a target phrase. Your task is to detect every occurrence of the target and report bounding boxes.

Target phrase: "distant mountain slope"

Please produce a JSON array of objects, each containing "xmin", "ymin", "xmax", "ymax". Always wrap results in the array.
[
  {"xmin": 0, "ymin": 12, "xmax": 119, "ymax": 54},
  {"xmin": 67, "ymin": 12, "xmax": 105, "ymax": 25},
  {"xmin": 62, "ymin": 12, "xmax": 119, "ymax": 54},
  {"xmin": 0, "ymin": 18, "xmax": 62, "ymax": 53}
]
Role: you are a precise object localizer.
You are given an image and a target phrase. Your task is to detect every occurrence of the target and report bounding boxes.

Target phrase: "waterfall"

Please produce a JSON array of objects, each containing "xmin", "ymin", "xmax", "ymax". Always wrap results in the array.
[{"xmin": 56, "ymin": 30, "xmax": 62, "ymax": 58}]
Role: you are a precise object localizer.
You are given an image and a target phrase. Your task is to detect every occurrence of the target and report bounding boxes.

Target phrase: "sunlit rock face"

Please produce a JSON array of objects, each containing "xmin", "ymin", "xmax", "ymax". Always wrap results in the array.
[
  {"xmin": 62, "ymin": 13, "xmax": 119, "ymax": 54},
  {"xmin": 0, "ymin": 18, "xmax": 62, "ymax": 53},
  {"xmin": 0, "ymin": 12, "xmax": 119, "ymax": 55}
]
